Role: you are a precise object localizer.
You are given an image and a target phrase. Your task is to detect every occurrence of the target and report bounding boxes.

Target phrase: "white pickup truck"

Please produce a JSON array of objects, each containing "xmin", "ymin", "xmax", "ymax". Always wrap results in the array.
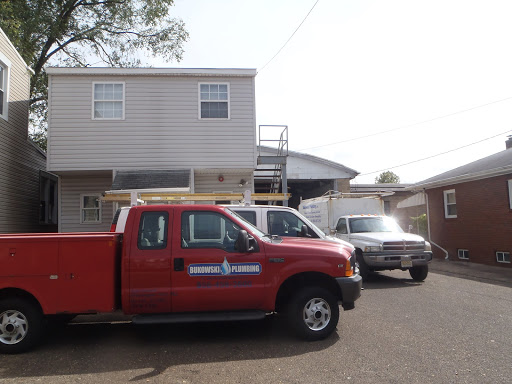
[{"xmin": 299, "ymin": 193, "xmax": 432, "ymax": 281}]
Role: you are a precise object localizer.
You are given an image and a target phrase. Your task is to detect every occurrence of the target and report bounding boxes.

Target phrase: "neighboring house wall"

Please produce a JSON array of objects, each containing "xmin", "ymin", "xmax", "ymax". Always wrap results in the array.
[
  {"xmin": 0, "ymin": 28, "xmax": 48, "ymax": 233},
  {"xmin": 426, "ymin": 174, "xmax": 512, "ymax": 267},
  {"xmin": 59, "ymin": 172, "xmax": 113, "ymax": 232}
]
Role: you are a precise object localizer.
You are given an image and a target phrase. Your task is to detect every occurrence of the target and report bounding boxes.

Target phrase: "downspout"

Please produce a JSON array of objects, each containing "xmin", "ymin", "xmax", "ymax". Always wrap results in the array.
[{"xmin": 425, "ymin": 190, "xmax": 449, "ymax": 259}]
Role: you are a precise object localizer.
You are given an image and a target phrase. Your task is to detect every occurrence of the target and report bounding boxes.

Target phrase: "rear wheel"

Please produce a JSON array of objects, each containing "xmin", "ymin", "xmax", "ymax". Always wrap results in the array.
[
  {"xmin": 287, "ymin": 287, "xmax": 339, "ymax": 341},
  {"xmin": 0, "ymin": 298, "xmax": 43, "ymax": 354},
  {"xmin": 409, "ymin": 265, "xmax": 429, "ymax": 281}
]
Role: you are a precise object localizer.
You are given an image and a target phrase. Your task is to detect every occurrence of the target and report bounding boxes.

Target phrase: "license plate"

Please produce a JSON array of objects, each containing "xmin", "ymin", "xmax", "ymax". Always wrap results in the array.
[{"xmin": 401, "ymin": 258, "xmax": 413, "ymax": 268}]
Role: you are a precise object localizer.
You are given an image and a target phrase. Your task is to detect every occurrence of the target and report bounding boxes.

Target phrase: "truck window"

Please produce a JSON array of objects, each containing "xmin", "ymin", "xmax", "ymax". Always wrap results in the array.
[
  {"xmin": 234, "ymin": 210, "xmax": 257, "ymax": 226},
  {"xmin": 181, "ymin": 211, "xmax": 242, "ymax": 252},
  {"xmin": 267, "ymin": 211, "xmax": 318, "ymax": 238},
  {"xmin": 138, "ymin": 211, "xmax": 169, "ymax": 250},
  {"xmin": 336, "ymin": 219, "xmax": 348, "ymax": 234}
]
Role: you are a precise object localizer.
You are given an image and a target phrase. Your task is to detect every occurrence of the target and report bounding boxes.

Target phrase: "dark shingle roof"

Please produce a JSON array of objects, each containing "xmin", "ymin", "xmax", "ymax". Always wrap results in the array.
[
  {"xmin": 410, "ymin": 149, "xmax": 512, "ymax": 189},
  {"xmin": 111, "ymin": 170, "xmax": 190, "ymax": 190}
]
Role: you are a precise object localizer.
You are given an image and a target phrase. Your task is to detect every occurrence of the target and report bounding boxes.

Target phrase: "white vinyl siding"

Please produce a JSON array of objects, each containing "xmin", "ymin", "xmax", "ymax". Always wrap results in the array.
[
  {"xmin": 443, "ymin": 189, "xmax": 457, "ymax": 218},
  {"xmin": 47, "ymin": 75, "xmax": 256, "ymax": 171},
  {"xmin": 199, "ymin": 83, "xmax": 229, "ymax": 119},
  {"xmin": 93, "ymin": 82, "xmax": 124, "ymax": 120},
  {"xmin": 60, "ymin": 174, "xmax": 113, "ymax": 232}
]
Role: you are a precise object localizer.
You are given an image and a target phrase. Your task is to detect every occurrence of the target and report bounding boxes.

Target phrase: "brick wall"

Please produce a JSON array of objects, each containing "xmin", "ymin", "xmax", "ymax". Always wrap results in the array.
[{"xmin": 427, "ymin": 174, "xmax": 512, "ymax": 267}]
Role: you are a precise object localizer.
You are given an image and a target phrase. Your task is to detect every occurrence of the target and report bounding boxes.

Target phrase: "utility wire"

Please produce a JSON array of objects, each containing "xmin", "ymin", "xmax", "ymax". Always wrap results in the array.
[
  {"xmin": 297, "ymin": 96, "xmax": 512, "ymax": 151},
  {"xmin": 258, "ymin": 0, "xmax": 320, "ymax": 74},
  {"xmin": 358, "ymin": 129, "xmax": 512, "ymax": 176}
]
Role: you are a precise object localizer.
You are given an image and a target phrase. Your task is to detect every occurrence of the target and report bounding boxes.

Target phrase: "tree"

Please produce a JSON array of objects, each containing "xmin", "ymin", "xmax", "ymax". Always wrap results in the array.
[
  {"xmin": 375, "ymin": 171, "xmax": 400, "ymax": 184},
  {"xmin": 0, "ymin": 0, "xmax": 189, "ymax": 150}
]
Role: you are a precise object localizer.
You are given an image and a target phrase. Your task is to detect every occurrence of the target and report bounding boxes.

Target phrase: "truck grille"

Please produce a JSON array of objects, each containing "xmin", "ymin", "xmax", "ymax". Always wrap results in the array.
[{"xmin": 382, "ymin": 241, "xmax": 425, "ymax": 252}]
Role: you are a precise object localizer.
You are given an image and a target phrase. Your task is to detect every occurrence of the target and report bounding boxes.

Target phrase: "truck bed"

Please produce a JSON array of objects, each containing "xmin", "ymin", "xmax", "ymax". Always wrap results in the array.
[{"xmin": 0, "ymin": 233, "xmax": 122, "ymax": 315}]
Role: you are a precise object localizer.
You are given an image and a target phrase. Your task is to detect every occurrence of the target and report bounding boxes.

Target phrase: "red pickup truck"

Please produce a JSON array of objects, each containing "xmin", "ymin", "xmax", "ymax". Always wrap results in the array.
[{"xmin": 0, "ymin": 204, "xmax": 361, "ymax": 353}]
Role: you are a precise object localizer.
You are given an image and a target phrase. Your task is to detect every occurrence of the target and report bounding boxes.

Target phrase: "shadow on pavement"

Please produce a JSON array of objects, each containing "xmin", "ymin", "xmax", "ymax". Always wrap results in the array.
[
  {"xmin": 361, "ymin": 272, "xmax": 424, "ymax": 290},
  {"xmin": 0, "ymin": 317, "xmax": 338, "ymax": 381}
]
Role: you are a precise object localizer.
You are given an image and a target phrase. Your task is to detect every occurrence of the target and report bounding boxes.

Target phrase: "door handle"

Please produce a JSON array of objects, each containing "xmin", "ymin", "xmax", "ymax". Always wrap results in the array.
[{"xmin": 174, "ymin": 258, "xmax": 184, "ymax": 271}]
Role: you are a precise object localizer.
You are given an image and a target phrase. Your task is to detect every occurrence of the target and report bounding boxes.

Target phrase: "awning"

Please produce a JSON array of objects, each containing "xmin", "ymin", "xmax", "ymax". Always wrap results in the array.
[{"xmin": 111, "ymin": 169, "xmax": 191, "ymax": 191}]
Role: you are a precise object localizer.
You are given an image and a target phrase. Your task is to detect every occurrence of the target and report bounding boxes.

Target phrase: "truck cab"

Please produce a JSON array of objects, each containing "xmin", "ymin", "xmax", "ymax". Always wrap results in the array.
[{"xmin": 335, "ymin": 215, "xmax": 432, "ymax": 281}]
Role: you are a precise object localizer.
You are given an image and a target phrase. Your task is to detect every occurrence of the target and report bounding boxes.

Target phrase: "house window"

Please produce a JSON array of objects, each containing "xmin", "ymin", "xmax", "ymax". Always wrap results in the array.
[
  {"xmin": 80, "ymin": 194, "xmax": 102, "ymax": 223},
  {"xmin": 496, "ymin": 251, "xmax": 510, "ymax": 263},
  {"xmin": 457, "ymin": 249, "xmax": 469, "ymax": 260},
  {"xmin": 0, "ymin": 55, "xmax": 9, "ymax": 120},
  {"xmin": 199, "ymin": 83, "xmax": 229, "ymax": 119},
  {"xmin": 508, "ymin": 180, "xmax": 512, "ymax": 209},
  {"xmin": 443, "ymin": 189, "xmax": 457, "ymax": 218},
  {"xmin": 93, "ymin": 83, "xmax": 124, "ymax": 119}
]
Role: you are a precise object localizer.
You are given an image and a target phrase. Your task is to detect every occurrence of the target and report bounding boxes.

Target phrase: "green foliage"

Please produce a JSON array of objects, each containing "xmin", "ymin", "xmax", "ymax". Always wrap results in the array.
[
  {"xmin": 410, "ymin": 214, "xmax": 428, "ymax": 238},
  {"xmin": 375, "ymin": 171, "xmax": 400, "ymax": 184},
  {"xmin": 0, "ymin": 0, "xmax": 189, "ymax": 151}
]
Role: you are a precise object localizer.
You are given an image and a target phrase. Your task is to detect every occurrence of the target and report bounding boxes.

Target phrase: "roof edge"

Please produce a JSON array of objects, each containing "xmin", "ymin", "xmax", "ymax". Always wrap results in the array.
[
  {"xmin": 45, "ymin": 67, "xmax": 257, "ymax": 77},
  {"xmin": 408, "ymin": 165, "xmax": 512, "ymax": 190}
]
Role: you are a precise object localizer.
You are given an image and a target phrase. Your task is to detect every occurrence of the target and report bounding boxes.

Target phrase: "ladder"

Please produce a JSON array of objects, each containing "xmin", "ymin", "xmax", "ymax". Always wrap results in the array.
[{"xmin": 255, "ymin": 125, "xmax": 288, "ymax": 205}]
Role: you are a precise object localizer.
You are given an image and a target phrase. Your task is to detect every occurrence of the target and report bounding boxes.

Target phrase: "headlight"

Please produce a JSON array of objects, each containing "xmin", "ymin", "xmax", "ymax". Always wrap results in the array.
[
  {"xmin": 425, "ymin": 241, "xmax": 432, "ymax": 251},
  {"xmin": 364, "ymin": 245, "xmax": 381, "ymax": 252}
]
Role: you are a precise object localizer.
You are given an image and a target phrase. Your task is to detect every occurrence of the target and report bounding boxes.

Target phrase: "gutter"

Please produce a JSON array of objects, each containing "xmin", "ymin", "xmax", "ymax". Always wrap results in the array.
[{"xmin": 425, "ymin": 190, "xmax": 449, "ymax": 259}]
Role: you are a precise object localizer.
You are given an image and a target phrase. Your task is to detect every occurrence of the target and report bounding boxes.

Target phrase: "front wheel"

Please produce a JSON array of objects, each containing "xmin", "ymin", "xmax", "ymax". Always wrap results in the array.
[
  {"xmin": 409, "ymin": 265, "xmax": 429, "ymax": 281},
  {"xmin": 287, "ymin": 287, "xmax": 339, "ymax": 341},
  {"xmin": 0, "ymin": 298, "xmax": 43, "ymax": 354}
]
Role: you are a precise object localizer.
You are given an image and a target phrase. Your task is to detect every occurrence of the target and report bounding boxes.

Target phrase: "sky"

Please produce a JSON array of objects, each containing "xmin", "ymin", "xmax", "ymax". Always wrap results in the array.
[{"xmin": 150, "ymin": 0, "xmax": 512, "ymax": 184}]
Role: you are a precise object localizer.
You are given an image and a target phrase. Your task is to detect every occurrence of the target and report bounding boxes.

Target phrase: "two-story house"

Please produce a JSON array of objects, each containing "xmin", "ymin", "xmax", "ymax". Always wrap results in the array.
[
  {"xmin": 0, "ymin": 27, "xmax": 55, "ymax": 233},
  {"xmin": 46, "ymin": 67, "xmax": 257, "ymax": 232}
]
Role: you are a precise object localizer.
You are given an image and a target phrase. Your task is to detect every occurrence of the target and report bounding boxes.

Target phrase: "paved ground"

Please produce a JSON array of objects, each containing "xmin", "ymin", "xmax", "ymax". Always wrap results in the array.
[{"xmin": 429, "ymin": 257, "xmax": 512, "ymax": 288}]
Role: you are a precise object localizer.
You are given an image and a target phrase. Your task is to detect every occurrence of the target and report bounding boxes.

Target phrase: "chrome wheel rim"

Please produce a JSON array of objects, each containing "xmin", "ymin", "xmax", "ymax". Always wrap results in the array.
[
  {"xmin": 0, "ymin": 310, "xmax": 28, "ymax": 345},
  {"xmin": 303, "ymin": 297, "xmax": 331, "ymax": 331}
]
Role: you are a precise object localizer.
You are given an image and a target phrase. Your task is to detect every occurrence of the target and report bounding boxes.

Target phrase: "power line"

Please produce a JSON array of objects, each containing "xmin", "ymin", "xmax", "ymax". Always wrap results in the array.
[
  {"xmin": 258, "ymin": 0, "xmax": 320, "ymax": 74},
  {"xmin": 297, "ymin": 96, "xmax": 512, "ymax": 151},
  {"xmin": 358, "ymin": 129, "xmax": 512, "ymax": 176}
]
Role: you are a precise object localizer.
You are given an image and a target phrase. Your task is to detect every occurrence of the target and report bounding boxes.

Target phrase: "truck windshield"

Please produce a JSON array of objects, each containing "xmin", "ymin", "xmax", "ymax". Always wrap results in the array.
[
  {"xmin": 225, "ymin": 208, "xmax": 267, "ymax": 238},
  {"xmin": 349, "ymin": 216, "xmax": 404, "ymax": 233}
]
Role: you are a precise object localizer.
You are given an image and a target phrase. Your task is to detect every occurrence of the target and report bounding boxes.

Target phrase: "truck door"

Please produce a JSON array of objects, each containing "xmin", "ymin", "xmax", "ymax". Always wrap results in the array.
[
  {"xmin": 171, "ymin": 209, "xmax": 265, "ymax": 312},
  {"xmin": 336, "ymin": 218, "xmax": 350, "ymax": 242},
  {"xmin": 127, "ymin": 208, "xmax": 173, "ymax": 313}
]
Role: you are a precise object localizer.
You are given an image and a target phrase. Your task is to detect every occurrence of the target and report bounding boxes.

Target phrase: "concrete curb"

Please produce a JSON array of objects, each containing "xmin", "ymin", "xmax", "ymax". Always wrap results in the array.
[{"xmin": 429, "ymin": 258, "xmax": 512, "ymax": 288}]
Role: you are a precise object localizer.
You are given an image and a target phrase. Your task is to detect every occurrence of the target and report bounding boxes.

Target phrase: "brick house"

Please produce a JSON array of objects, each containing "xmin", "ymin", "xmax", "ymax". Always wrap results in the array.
[{"xmin": 409, "ymin": 138, "xmax": 512, "ymax": 268}]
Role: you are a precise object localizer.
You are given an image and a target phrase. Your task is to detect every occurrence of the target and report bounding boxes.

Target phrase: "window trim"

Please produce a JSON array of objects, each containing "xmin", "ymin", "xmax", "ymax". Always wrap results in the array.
[
  {"xmin": 457, "ymin": 249, "xmax": 469, "ymax": 260},
  {"xmin": 443, "ymin": 189, "xmax": 457, "ymax": 218},
  {"xmin": 496, "ymin": 251, "xmax": 510, "ymax": 264},
  {"xmin": 508, "ymin": 180, "xmax": 512, "ymax": 210},
  {"xmin": 198, "ymin": 82, "xmax": 230, "ymax": 120},
  {"xmin": 92, "ymin": 81, "xmax": 125, "ymax": 120},
  {"xmin": 0, "ymin": 51, "xmax": 11, "ymax": 121},
  {"xmin": 80, "ymin": 194, "xmax": 102, "ymax": 224}
]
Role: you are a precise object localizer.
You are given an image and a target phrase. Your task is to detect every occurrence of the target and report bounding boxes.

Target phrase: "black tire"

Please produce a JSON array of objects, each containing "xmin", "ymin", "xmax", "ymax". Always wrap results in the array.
[
  {"xmin": 0, "ymin": 298, "xmax": 44, "ymax": 354},
  {"xmin": 356, "ymin": 252, "xmax": 371, "ymax": 280},
  {"xmin": 286, "ymin": 287, "xmax": 339, "ymax": 341},
  {"xmin": 409, "ymin": 265, "xmax": 429, "ymax": 281}
]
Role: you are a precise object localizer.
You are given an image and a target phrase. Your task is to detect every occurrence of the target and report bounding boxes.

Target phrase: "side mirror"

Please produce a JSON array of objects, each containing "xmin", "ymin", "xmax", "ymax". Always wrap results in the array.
[
  {"xmin": 235, "ymin": 230, "xmax": 256, "ymax": 253},
  {"xmin": 300, "ymin": 225, "xmax": 312, "ymax": 238}
]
